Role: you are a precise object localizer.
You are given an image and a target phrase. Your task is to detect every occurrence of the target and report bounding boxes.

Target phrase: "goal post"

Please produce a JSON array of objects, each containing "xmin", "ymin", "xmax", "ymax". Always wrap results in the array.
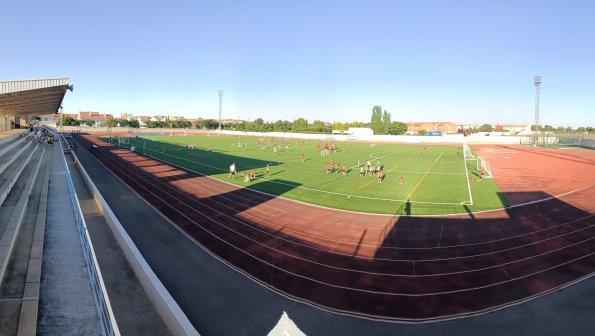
[
  {"xmin": 476, "ymin": 156, "xmax": 493, "ymax": 178},
  {"xmin": 463, "ymin": 143, "xmax": 476, "ymax": 160}
]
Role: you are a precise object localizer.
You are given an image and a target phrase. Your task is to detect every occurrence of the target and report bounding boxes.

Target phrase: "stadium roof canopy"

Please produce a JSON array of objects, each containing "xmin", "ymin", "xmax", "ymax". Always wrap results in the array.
[{"xmin": 0, "ymin": 78, "xmax": 72, "ymax": 117}]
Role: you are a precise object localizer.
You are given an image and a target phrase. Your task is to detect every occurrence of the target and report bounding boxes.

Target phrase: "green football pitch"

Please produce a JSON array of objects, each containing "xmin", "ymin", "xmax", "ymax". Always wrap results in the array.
[{"xmin": 105, "ymin": 134, "xmax": 508, "ymax": 215}]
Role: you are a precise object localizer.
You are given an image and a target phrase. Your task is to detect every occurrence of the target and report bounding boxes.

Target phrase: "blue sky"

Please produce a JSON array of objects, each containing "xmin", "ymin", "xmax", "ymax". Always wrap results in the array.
[{"xmin": 1, "ymin": 0, "xmax": 593, "ymax": 127}]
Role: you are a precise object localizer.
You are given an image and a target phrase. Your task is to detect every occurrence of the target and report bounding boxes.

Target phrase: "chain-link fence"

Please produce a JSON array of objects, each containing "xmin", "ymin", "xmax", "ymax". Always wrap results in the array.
[{"xmin": 520, "ymin": 132, "xmax": 595, "ymax": 148}]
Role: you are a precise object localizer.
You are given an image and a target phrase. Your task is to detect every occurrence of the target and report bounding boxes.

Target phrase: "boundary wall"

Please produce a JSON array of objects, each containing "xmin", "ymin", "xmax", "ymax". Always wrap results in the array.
[{"xmin": 49, "ymin": 124, "xmax": 524, "ymax": 145}]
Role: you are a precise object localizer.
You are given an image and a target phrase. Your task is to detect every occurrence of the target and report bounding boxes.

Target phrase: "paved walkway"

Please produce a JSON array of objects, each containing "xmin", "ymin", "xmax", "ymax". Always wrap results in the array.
[
  {"xmin": 66, "ymin": 148, "xmax": 170, "ymax": 335},
  {"xmin": 37, "ymin": 144, "xmax": 101, "ymax": 335}
]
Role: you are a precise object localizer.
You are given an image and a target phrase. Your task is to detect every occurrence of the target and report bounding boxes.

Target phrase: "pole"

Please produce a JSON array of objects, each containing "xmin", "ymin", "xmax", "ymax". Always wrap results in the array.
[
  {"xmin": 59, "ymin": 106, "xmax": 63, "ymax": 133},
  {"xmin": 533, "ymin": 76, "xmax": 542, "ymax": 145},
  {"xmin": 218, "ymin": 90, "xmax": 224, "ymax": 134}
]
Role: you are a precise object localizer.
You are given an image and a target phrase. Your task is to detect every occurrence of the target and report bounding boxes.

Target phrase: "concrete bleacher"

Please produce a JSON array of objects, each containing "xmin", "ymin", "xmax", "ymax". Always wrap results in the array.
[
  {"xmin": 0, "ymin": 129, "xmax": 101, "ymax": 335},
  {"xmin": 0, "ymin": 128, "xmax": 173, "ymax": 335}
]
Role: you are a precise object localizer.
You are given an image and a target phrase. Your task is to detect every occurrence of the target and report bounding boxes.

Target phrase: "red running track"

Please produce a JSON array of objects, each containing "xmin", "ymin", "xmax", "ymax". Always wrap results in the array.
[{"xmin": 77, "ymin": 135, "xmax": 595, "ymax": 322}]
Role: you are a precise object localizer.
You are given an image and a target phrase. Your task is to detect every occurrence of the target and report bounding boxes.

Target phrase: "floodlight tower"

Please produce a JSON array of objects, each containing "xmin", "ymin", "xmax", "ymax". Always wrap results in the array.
[
  {"xmin": 533, "ymin": 76, "xmax": 542, "ymax": 144},
  {"xmin": 218, "ymin": 90, "xmax": 224, "ymax": 133}
]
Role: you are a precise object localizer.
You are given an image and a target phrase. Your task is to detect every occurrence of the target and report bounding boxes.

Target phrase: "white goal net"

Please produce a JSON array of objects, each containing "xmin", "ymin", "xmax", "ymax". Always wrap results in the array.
[
  {"xmin": 476, "ymin": 156, "xmax": 493, "ymax": 178},
  {"xmin": 463, "ymin": 143, "xmax": 475, "ymax": 160}
]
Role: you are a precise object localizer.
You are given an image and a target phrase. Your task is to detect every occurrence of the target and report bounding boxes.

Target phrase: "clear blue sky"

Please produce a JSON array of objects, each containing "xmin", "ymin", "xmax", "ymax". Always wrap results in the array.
[{"xmin": 1, "ymin": 0, "xmax": 593, "ymax": 127}]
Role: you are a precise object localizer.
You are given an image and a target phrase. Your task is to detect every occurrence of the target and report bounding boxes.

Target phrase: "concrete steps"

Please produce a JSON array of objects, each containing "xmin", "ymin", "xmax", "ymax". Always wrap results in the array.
[{"xmin": 0, "ymin": 144, "xmax": 48, "ymax": 335}]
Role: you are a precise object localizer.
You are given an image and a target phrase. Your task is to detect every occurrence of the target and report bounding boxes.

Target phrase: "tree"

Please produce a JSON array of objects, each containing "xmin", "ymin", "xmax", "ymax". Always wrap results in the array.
[
  {"xmin": 586, "ymin": 127, "xmax": 594, "ymax": 134},
  {"xmin": 105, "ymin": 118, "xmax": 120, "ymax": 127},
  {"xmin": 80, "ymin": 119, "xmax": 95, "ymax": 127},
  {"xmin": 370, "ymin": 106, "xmax": 383, "ymax": 135},
  {"xmin": 127, "ymin": 120, "xmax": 140, "ymax": 128},
  {"xmin": 531, "ymin": 125, "xmax": 543, "ymax": 131},
  {"xmin": 333, "ymin": 122, "xmax": 348, "ymax": 131},
  {"xmin": 566, "ymin": 127, "xmax": 574, "ymax": 133},
  {"xmin": 479, "ymin": 124, "xmax": 494, "ymax": 132},
  {"xmin": 387, "ymin": 121, "xmax": 407, "ymax": 135},
  {"xmin": 273, "ymin": 120, "xmax": 292, "ymax": 132},
  {"xmin": 60, "ymin": 115, "xmax": 79, "ymax": 126},
  {"xmin": 292, "ymin": 118, "xmax": 308, "ymax": 132},
  {"xmin": 576, "ymin": 127, "xmax": 586, "ymax": 133},
  {"xmin": 418, "ymin": 130, "xmax": 427, "ymax": 136},
  {"xmin": 381, "ymin": 110, "xmax": 391, "ymax": 134},
  {"xmin": 543, "ymin": 125, "xmax": 554, "ymax": 132}
]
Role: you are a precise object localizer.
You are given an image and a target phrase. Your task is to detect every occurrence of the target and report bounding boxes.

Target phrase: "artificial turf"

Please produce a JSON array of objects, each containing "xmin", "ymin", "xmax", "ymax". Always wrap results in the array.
[{"xmin": 105, "ymin": 134, "xmax": 508, "ymax": 215}]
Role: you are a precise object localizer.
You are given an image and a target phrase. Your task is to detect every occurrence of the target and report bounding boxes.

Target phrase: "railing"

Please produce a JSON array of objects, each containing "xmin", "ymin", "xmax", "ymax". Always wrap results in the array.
[{"xmin": 58, "ymin": 132, "xmax": 120, "ymax": 336}]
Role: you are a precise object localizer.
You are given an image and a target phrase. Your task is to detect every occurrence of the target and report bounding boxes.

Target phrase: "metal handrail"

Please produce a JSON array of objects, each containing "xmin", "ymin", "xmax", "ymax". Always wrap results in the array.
[{"xmin": 58, "ymin": 132, "xmax": 120, "ymax": 336}]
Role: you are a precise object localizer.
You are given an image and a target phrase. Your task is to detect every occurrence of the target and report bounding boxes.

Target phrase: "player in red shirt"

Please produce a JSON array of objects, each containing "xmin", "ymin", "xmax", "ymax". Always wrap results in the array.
[
  {"xmin": 326, "ymin": 162, "xmax": 331, "ymax": 174},
  {"xmin": 377, "ymin": 169, "xmax": 384, "ymax": 183},
  {"xmin": 249, "ymin": 169, "xmax": 256, "ymax": 180},
  {"xmin": 342, "ymin": 163, "xmax": 347, "ymax": 176}
]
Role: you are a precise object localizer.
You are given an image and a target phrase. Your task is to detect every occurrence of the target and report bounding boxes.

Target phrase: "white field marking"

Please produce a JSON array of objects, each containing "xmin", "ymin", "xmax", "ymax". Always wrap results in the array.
[
  {"xmin": 368, "ymin": 147, "xmax": 410, "ymax": 160},
  {"xmin": 405, "ymin": 151, "xmax": 445, "ymax": 201},
  {"xmin": 393, "ymin": 170, "xmax": 466, "ymax": 175},
  {"xmin": 463, "ymin": 150, "xmax": 474, "ymax": 206},
  {"xmin": 135, "ymin": 142, "xmax": 465, "ymax": 206},
  {"xmin": 483, "ymin": 149, "xmax": 517, "ymax": 153}
]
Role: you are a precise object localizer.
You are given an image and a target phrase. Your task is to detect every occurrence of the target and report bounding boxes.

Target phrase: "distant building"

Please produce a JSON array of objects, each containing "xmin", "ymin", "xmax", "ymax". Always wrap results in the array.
[
  {"xmin": 405, "ymin": 121, "xmax": 457, "ymax": 135},
  {"xmin": 136, "ymin": 115, "xmax": 152, "ymax": 126},
  {"xmin": 494, "ymin": 124, "xmax": 529, "ymax": 135},
  {"xmin": 79, "ymin": 111, "xmax": 113, "ymax": 127}
]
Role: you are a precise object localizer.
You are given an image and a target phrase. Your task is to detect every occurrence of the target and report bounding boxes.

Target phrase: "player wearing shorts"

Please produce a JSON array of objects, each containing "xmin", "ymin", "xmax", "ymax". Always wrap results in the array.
[
  {"xmin": 342, "ymin": 163, "xmax": 347, "ymax": 176},
  {"xmin": 326, "ymin": 162, "xmax": 331, "ymax": 174},
  {"xmin": 377, "ymin": 169, "xmax": 384, "ymax": 183}
]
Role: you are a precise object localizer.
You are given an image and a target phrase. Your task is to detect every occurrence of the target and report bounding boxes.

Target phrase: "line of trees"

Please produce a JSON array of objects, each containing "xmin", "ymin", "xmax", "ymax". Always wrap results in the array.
[{"xmin": 145, "ymin": 119, "xmax": 191, "ymax": 128}]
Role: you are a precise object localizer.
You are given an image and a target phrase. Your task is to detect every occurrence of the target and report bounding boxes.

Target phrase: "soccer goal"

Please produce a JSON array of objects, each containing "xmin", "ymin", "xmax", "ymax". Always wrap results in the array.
[
  {"xmin": 463, "ymin": 143, "xmax": 476, "ymax": 160},
  {"xmin": 476, "ymin": 156, "xmax": 493, "ymax": 178}
]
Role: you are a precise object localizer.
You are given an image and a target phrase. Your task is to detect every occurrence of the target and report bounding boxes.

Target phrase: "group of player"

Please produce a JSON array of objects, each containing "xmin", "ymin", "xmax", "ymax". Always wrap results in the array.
[
  {"xmin": 324, "ymin": 158, "xmax": 405, "ymax": 185},
  {"xmin": 229, "ymin": 162, "xmax": 270, "ymax": 182},
  {"xmin": 325, "ymin": 160, "xmax": 348, "ymax": 175},
  {"xmin": 318, "ymin": 143, "xmax": 337, "ymax": 156}
]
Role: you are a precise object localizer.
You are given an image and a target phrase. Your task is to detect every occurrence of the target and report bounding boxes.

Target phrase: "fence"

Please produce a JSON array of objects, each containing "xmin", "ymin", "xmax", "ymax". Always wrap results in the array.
[
  {"xmin": 520, "ymin": 132, "xmax": 595, "ymax": 147},
  {"xmin": 59, "ymin": 133, "xmax": 120, "ymax": 336}
]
